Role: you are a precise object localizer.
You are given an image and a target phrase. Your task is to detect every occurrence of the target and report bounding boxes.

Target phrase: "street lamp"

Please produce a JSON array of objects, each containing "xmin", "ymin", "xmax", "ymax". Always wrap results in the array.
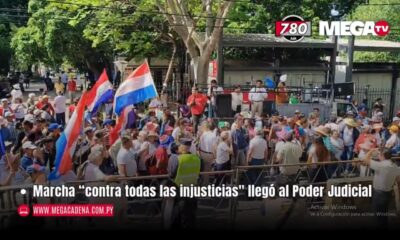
[{"xmin": 329, "ymin": 3, "xmax": 341, "ymax": 103}]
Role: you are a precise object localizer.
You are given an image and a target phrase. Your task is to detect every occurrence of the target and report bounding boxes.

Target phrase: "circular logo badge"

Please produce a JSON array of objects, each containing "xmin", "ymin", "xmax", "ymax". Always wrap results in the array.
[
  {"xmin": 374, "ymin": 20, "xmax": 390, "ymax": 37},
  {"xmin": 18, "ymin": 204, "xmax": 30, "ymax": 217},
  {"xmin": 281, "ymin": 15, "xmax": 307, "ymax": 42}
]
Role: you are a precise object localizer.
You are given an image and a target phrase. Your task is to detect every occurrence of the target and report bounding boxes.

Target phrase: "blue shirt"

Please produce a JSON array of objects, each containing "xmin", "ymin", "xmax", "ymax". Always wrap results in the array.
[
  {"xmin": 231, "ymin": 128, "xmax": 249, "ymax": 150},
  {"xmin": 0, "ymin": 127, "xmax": 11, "ymax": 142},
  {"xmin": 21, "ymin": 155, "xmax": 33, "ymax": 170}
]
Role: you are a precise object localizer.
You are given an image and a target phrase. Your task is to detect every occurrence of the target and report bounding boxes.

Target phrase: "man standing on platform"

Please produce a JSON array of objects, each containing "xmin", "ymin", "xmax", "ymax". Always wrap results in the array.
[{"xmin": 249, "ymin": 80, "xmax": 267, "ymax": 118}]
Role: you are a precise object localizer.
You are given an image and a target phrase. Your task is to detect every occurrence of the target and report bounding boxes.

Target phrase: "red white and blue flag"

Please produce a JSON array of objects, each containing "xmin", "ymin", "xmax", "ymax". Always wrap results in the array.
[
  {"xmin": 49, "ymin": 92, "xmax": 88, "ymax": 180},
  {"xmin": 114, "ymin": 61, "xmax": 157, "ymax": 116},
  {"xmin": 87, "ymin": 69, "xmax": 114, "ymax": 114}
]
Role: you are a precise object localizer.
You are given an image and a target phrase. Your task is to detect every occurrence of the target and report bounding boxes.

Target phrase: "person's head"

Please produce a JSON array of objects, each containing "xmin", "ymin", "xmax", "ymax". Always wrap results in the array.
[
  {"xmin": 211, "ymin": 79, "xmax": 217, "ymax": 87},
  {"xmin": 178, "ymin": 138, "xmax": 192, "ymax": 154},
  {"xmin": 1, "ymin": 98, "xmax": 8, "ymax": 107},
  {"xmin": 121, "ymin": 134, "xmax": 133, "ymax": 149},
  {"xmin": 191, "ymin": 86, "xmax": 198, "ymax": 95},
  {"xmin": 313, "ymin": 108, "xmax": 320, "ymax": 115},
  {"xmin": 256, "ymin": 80, "xmax": 262, "ymax": 87},
  {"xmin": 84, "ymin": 127, "xmax": 94, "ymax": 139},
  {"xmin": 235, "ymin": 113, "xmax": 244, "ymax": 127},
  {"xmin": 138, "ymin": 131, "xmax": 148, "ymax": 142},
  {"xmin": 234, "ymin": 85, "xmax": 241, "ymax": 93},
  {"xmin": 389, "ymin": 125, "xmax": 399, "ymax": 135},
  {"xmin": 43, "ymin": 137, "xmax": 54, "ymax": 150},
  {"xmin": 28, "ymin": 93, "xmax": 35, "ymax": 100},
  {"xmin": 15, "ymin": 97, "xmax": 23, "ymax": 104},
  {"xmin": 23, "ymin": 120, "xmax": 34, "ymax": 132},
  {"xmin": 220, "ymin": 131, "xmax": 230, "ymax": 142},
  {"xmin": 147, "ymin": 131, "xmax": 159, "ymax": 143},
  {"xmin": 332, "ymin": 130, "xmax": 340, "ymax": 138},
  {"xmin": 244, "ymin": 118, "xmax": 255, "ymax": 128},
  {"xmin": 48, "ymin": 123, "xmax": 62, "ymax": 135},
  {"xmin": 362, "ymin": 125, "xmax": 372, "ymax": 134},
  {"xmin": 201, "ymin": 121, "xmax": 211, "ymax": 132},
  {"xmin": 22, "ymin": 141, "xmax": 37, "ymax": 157},
  {"xmin": 379, "ymin": 148, "xmax": 392, "ymax": 161},
  {"xmin": 255, "ymin": 128, "xmax": 264, "ymax": 137},
  {"xmin": 88, "ymin": 145, "xmax": 105, "ymax": 166},
  {"xmin": 376, "ymin": 98, "xmax": 382, "ymax": 104},
  {"xmin": 4, "ymin": 112, "xmax": 14, "ymax": 122},
  {"xmin": 42, "ymin": 95, "xmax": 49, "ymax": 103},
  {"xmin": 93, "ymin": 130, "xmax": 104, "ymax": 143},
  {"xmin": 36, "ymin": 118, "xmax": 46, "ymax": 129},
  {"xmin": 57, "ymin": 91, "xmax": 63, "ymax": 96}
]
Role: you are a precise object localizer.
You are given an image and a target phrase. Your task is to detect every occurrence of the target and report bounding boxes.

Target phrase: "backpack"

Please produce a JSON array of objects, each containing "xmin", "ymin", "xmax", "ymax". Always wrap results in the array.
[{"xmin": 76, "ymin": 161, "xmax": 90, "ymax": 180}]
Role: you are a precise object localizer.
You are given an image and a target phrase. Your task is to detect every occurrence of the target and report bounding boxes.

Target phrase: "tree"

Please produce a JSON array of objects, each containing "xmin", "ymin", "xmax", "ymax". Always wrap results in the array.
[
  {"xmin": 11, "ymin": 0, "xmax": 115, "ymax": 76},
  {"xmin": 0, "ymin": 0, "xmax": 29, "ymax": 73},
  {"xmin": 349, "ymin": 0, "xmax": 400, "ymax": 62},
  {"xmin": 155, "ymin": 0, "xmax": 233, "ymax": 84}
]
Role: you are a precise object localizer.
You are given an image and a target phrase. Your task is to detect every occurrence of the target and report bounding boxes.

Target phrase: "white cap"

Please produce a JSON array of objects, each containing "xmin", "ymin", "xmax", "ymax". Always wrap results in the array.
[
  {"xmin": 28, "ymin": 93, "xmax": 36, "ymax": 98},
  {"xmin": 1, "ymin": 98, "xmax": 8, "ymax": 103},
  {"xmin": 393, "ymin": 117, "xmax": 400, "ymax": 122},
  {"xmin": 22, "ymin": 141, "xmax": 37, "ymax": 150},
  {"xmin": 279, "ymin": 74, "xmax": 287, "ymax": 82},
  {"xmin": 4, "ymin": 112, "xmax": 14, "ymax": 118}
]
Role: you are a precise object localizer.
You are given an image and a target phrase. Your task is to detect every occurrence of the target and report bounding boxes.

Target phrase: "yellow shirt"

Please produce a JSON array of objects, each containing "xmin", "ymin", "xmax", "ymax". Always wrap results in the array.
[{"xmin": 55, "ymin": 82, "xmax": 65, "ymax": 93}]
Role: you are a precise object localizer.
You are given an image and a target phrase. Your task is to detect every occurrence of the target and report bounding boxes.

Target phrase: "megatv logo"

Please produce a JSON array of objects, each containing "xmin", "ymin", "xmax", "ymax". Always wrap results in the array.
[{"xmin": 319, "ymin": 20, "xmax": 390, "ymax": 36}]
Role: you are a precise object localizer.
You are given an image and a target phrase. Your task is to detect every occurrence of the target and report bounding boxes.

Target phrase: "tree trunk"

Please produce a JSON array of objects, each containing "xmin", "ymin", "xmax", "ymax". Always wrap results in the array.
[
  {"xmin": 163, "ymin": 41, "xmax": 177, "ymax": 92},
  {"xmin": 196, "ymin": 55, "xmax": 211, "ymax": 85}
]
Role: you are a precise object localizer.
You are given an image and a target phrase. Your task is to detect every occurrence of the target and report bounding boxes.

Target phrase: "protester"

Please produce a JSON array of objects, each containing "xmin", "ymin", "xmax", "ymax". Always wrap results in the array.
[
  {"xmin": 117, "ymin": 134, "xmax": 137, "ymax": 177},
  {"xmin": 187, "ymin": 86, "xmax": 208, "ymax": 134},
  {"xmin": 207, "ymin": 79, "xmax": 223, "ymax": 118},
  {"xmin": 53, "ymin": 91, "xmax": 67, "ymax": 126},
  {"xmin": 249, "ymin": 80, "xmax": 267, "ymax": 118},
  {"xmin": 247, "ymin": 128, "xmax": 268, "ymax": 184},
  {"xmin": 231, "ymin": 113, "xmax": 249, "ymax": 167},
  {"xmin": 363, "ymin": 148, "xmax": 400, "ymax": 228},
  {"xmin": 231, "ymin": 85, "xmax": 243, "ymax": 115}
]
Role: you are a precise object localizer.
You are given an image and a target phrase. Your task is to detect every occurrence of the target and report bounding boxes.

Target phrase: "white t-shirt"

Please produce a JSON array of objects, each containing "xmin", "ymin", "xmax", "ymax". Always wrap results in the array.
[
  {"xmin": 249, "ymin": 87, "xmax": 267, "ymax": 102},
  {"xmin": 231, "ymin": 92, "xmax": 243, "ymax": 111},
  {"xmin": 53, "ymin": 95, "xmax": 67, "ymax": 113},
  {"xmin": 370, "ymin": 160, "xmax": 400, "ymax": 191},
  {"xmin": 172, "ymin": 127, "xmax": 182, "ymax": 140},
  {"xmin": 12, "ymin": 103, "xmax": 26, "ymax": 119},
  {"xmin": 84, "ymin": 163, "xmax": 106, "ymax": 181},
  {"xmin": 117, "ymin": 147, "xmax": 137, "ymax": 177},
  {"xmin": 330, "ymin": 137, "xmax": 344, "ymax": 160},
  {"xmin": 249, "ymin": 136, "xmax": 267, "ymax": 159},
  {"xmin": 216, "ymin": 142, "xmax": 230, "ymax": 164},
  {"xmin": 199, "ymin": 131, "xmax": 218, "ymax": 153},
  {"xmin": 11, "ymin": 89, "xmax": 23, "ymax": 103}
]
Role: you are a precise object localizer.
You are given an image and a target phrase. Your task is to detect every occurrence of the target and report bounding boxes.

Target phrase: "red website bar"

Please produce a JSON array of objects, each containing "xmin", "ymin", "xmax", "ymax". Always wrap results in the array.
[{"xmin": 32, "ymin": 204, "xmax": 114, "ymax": 217}]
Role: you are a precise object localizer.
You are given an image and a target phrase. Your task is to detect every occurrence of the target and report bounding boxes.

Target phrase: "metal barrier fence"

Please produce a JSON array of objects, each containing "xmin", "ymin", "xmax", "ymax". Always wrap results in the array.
[{"xmin": 1, "ymin": 159, "xmax": 387, "ymax": 230}]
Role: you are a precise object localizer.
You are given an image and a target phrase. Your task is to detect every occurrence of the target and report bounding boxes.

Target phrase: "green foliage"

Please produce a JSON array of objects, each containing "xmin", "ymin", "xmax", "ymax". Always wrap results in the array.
[{"xmin": 348, "ymin": 0, "xmax": 400, "ymax": 62}]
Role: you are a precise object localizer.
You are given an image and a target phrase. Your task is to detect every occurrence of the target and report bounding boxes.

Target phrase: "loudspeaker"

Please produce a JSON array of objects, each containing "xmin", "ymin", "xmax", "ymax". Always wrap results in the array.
[{"xmin": 216, "ymin": 94, "xmax": 233, "ymax": 118}]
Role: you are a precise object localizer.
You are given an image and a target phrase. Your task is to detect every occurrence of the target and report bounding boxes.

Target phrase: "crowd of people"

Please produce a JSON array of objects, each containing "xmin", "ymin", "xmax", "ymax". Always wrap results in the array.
[{"xmin": 0, "ymin": 76, "xmax": 399, "ymax": 225}]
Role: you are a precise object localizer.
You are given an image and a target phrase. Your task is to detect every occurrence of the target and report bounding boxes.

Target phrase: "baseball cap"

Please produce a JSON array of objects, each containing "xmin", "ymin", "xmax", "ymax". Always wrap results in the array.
[
  {"xmin": 102, "ymin": 119, "xmax": 114, "ymax": 127},
  {"xmin": 4, "ymin": 112, "xmax": 14, "ymax": 118},
  {"xmin": 48, "ymin": 123, "xmax": 62, "ymax": 132},
  {"xmin": 22, "ymin": 141, "xmax": 37, "ymax": 150}
]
